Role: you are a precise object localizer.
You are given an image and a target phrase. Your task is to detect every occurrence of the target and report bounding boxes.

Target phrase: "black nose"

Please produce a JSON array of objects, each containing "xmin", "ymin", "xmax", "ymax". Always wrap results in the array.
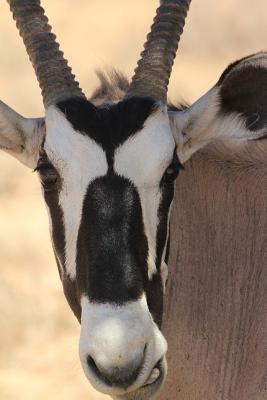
[{"xmin": 87, "ymin": 355, "xmax": 143, "ymax": 389}]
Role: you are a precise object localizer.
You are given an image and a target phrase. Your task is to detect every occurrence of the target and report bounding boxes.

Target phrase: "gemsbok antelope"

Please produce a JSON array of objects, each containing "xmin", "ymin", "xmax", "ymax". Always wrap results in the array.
[{"xmin": 1, "ymin": 0, "xmax": 266, "ymax": 399}]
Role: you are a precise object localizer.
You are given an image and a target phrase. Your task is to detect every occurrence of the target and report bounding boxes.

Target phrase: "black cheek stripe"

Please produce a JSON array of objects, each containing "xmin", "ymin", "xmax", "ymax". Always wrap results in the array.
[
  {"xmin": 156, "ymin": 183, "xmax": 175, "ymax": 271},
  {"xmin": 44, "ymin": 190, "xmax": 66, "ymax": 272}
]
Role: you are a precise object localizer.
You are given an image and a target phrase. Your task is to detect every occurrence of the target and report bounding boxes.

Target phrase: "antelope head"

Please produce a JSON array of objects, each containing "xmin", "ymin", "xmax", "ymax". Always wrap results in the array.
[{"xmin": 1, "ymin": 1, "xmax": 267, "ymax": 399}]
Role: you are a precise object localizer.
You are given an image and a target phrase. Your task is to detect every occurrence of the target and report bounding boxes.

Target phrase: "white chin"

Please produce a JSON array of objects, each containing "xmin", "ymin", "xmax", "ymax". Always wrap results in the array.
[{"xmin": 112, "ymin": 358, "xmax": 167, "ymax": 400}]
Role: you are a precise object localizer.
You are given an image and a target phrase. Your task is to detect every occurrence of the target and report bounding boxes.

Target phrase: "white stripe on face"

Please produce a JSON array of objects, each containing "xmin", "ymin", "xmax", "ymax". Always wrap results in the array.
[
  {"xmin": 114, "ymin": 107, "xmax": 175, "ymax": 279},
  {"xmin": 44, "ymin": 106, "xmax": 108, "ymax": 278}
]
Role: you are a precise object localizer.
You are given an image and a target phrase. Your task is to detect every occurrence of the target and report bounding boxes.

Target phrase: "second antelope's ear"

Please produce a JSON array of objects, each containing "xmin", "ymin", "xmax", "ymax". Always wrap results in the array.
[
  {"xmin": 169, "ymin": 52, "xmax": 267, "ymax": 163},
  {"xmin": 0, "ymin": 101, "xmax": 45, "ymax": 169}
]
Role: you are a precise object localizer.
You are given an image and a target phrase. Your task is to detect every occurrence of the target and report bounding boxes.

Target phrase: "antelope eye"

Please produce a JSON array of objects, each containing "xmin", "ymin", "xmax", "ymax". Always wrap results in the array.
[
  {"xmin": 161, "ymin": 155, "xmax": 183, "ymax": 185},
  {"xmin": 35, "ymin": 159, "xmax": 58, "ymax": 191}
]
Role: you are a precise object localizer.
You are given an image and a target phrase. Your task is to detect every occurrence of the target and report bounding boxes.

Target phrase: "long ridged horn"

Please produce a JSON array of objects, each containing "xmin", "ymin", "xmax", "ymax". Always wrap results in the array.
[
  {"xmin": 8, "ymin": 0, "xmax": 86, "ymax": 108},
  {"xmin": 127, "ymin": 0, "xmax": 191, "ymax": 103}
]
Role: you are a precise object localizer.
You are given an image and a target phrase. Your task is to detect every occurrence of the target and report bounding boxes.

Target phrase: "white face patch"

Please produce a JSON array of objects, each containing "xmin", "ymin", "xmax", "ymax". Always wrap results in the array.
[
  {"xmin": 114, "ymin": 107, "xmax": 176, "ymax": 279},
  {"xmin": 44, "ymin": 106, "xmax": 108, "ymax": 278},
  {"xmin": 43, "ymin": 104, "xmax": 176, "ymax": 286},
  {"xmin": 79, "ymin": 294, "xmax": 167, "ymax": 395}
]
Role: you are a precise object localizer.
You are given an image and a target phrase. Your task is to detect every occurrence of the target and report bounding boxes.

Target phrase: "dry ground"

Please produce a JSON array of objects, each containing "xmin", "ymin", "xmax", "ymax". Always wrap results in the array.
[{"xmin": 0, "ymin": 1, "xmax": 266, "ymax": 399}]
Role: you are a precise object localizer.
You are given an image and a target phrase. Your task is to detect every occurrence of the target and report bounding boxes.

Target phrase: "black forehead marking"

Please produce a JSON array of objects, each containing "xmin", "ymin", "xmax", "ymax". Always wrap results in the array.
[{"xmin": 57, "ymin": 96, "xmax": 157, "ymax": 152}]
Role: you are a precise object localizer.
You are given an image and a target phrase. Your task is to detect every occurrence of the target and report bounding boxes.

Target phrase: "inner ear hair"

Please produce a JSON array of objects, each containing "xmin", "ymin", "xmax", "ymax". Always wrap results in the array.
[
  {"xmin": 0, "ymin": 100, "xmax": 45, "ymax": 168},
  {"xmin": 170, "ymin": 52, "xmax": 267, "ymax": 163},
  {"xmin": 217, "ymin": 51, "xmax": 267, "ymax": 135}
]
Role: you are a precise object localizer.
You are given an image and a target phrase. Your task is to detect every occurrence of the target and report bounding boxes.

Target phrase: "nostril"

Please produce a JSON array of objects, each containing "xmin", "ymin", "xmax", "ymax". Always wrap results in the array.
[
  {"xmin": 86, "ymin": 351, "xmax": 145, "ymax": 389},
  {"xmin": 87, "ymin": 355, "xmax": 113, "ymax": 386}
]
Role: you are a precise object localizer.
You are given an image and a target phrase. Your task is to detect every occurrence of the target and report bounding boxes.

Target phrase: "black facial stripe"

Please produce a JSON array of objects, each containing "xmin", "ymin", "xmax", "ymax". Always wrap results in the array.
[
  {"xmin": 43, "ymin": 185, "xmax": 65, "ymax": 274},
  {"xmin": 219, "ymin": 64, "xmax": 267, "ymax": 131},
  {"xmin": 39, "ymin": 145, "xmax": 81, "ymax": 321},
  {"xmin": 149, "ymin": 175, "xmax": 178, "ymax": 327},
  {"xmin": 38, "ymin": 146, "xmax": 65, "ymax": 272},
  {"xmin": 44, "ymin": 184, "xmax": 81, "ymax": 322},
  {"xmin": 76, "ymin": 174, "xmax": 148, "ymax": 304},
  {"xmin": 156, "ymin": 152, "xmax": 182, "ymax": 270}
]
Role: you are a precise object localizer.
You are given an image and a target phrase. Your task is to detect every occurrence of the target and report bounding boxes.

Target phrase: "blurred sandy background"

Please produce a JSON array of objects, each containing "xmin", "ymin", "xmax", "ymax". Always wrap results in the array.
[{"xmin": 0, "ymin": 1, "xmax": 266, "ymax": 399}]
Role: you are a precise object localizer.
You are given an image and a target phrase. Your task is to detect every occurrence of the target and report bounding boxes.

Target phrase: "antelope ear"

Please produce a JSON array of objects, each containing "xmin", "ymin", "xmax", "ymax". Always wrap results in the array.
[
  {"xmin": 169, "ymin": 52, "xmax": 267, "ymax": 163},
  {"xmin": 0, "ymin": 101, "xmax": 45, "ymax": 168}
]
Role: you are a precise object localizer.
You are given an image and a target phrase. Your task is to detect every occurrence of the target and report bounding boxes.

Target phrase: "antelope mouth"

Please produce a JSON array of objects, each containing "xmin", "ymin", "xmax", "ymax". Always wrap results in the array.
[
  {"xmin": 143, "ymin": 359, "xmax": 163, "ymax": 387},
  {"xmin": 116, "ymin": 358, "xmax": 166, "ymax": 400}
]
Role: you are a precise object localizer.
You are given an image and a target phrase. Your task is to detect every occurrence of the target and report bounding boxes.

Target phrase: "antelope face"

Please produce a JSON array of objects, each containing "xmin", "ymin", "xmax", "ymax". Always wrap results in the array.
[
  {"xmin": 3, "ymin": 0, "xmax": 267, "ymax": 399},
  {"xmin": 40, "ymin": 97, "xmax": 179, "ymax": 398}
]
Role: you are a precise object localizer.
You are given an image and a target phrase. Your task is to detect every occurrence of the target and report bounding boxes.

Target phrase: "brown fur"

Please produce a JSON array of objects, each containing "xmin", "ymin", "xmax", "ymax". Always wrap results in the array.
[{"xmin": 160, "ymin": 140, "xmax": 267, "ymax": 400}]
